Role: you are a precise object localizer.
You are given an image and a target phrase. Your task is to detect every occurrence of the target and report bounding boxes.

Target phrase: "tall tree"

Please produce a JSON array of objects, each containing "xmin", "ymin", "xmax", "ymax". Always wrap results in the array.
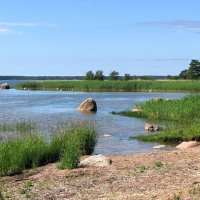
[
  {"xmin": 124, "ymin": 74, "xmax": 131, "ymax": 81},
  {"xmin": 83, "ymin": 70, "xmax": 95, "ymax": 80},
  {"xmin": 179, "ymin": 69, "xmax": 188, "ymax": 79},
  {"xmin": 109, "ymin": 70, "xmax": 119, "ymax": 80},
  {"xmin": 188, "ymin": 60, "xmax": 200, "ymax": 79},
  {"xmin": 94, "ymin": 70, "xmax": 104, "ymax": 81}
]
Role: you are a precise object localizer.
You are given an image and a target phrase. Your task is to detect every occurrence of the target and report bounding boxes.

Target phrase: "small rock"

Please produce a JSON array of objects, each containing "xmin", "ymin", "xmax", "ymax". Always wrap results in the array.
[
  {"xmin": 0, "ymin": 83, "xmax": 10, "ymax": 89},
  {"xmin": 78, "ymin": 155, "xmax": 111, "ymax": 168},
  {"xmin": 176, "ymin": 141, "xmax": 200, "ymax": 150},
  {"xmin": 145, "ymin": 123, "xmax": 159, "ymax": 131},
  {"xmin": 153, "ymin": 145, "xmax": 166, "ymax": 149},
  {"xmin": 78, "ymin": 98, "xmax": 97, "ymax": 112},
  {"xmin": 103, "ymin": 134, "xmax": 111, "ymax": 137},
  {"xmin": 132, "ymin": 108, "xmax": 141, "ymax": 112}
]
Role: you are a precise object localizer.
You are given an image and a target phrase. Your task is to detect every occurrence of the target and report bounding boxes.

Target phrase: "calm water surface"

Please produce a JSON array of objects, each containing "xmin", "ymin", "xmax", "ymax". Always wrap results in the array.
[{"xmin": 0, "ymin": 83, "xmax": 187, "ymax": 154}]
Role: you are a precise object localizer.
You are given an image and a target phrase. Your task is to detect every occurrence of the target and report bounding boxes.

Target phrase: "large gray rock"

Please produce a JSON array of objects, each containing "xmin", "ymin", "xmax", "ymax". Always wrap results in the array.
[
  {"xmin": 78, "ymin": 155, "xmax": 111, "ymax": 168},
  {"xmin": 0, "ymin": 83, "xmax": 10, "ymax": 89},
  {"xmin": 176, "ymin": 141, "xmax": 200, "ymax": 150},
  {"xmin": 78, "ymin": 98, "xmax": 97, "ymax": 112}
]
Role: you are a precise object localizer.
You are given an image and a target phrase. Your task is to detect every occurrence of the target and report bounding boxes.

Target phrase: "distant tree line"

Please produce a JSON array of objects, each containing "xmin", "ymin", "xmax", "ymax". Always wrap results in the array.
[
  {"xmin": 179, "ymin": 59, "xmax": 200, "ymax": 80},
  {"xmin": 83, "ymin": 70, "xmax": 164, "ymax": 81}
]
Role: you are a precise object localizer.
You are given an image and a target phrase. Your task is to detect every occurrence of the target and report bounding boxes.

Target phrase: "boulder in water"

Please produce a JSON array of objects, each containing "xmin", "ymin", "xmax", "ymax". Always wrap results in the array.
[
  {"xmin": 0, "ymin": 83, "xmax": 10, "ymax": 89},
  {"xmin": 78, "ymin": 98, "xmax": 97, "ymax": 112}
]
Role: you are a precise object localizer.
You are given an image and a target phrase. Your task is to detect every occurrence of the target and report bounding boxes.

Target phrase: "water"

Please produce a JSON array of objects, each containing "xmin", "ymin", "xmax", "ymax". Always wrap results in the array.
[{"xmin": 0, "ymin": 84, "xmax": 187, "ymax": 154}]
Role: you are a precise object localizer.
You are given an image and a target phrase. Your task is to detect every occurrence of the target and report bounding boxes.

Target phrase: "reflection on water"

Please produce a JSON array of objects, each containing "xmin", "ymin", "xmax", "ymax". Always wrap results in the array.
[{"xmin": 0, "ymin": 89, "xmax": 187, "ymax": 154}]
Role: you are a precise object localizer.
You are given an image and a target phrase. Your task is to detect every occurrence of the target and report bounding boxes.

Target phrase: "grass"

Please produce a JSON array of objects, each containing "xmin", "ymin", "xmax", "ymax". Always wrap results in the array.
[
  {"xmin": 0, "ymin": 121, "xmax": 35, "ymax": 133},
  {"xmin": 114, "ymin": 95, "xmax": 200, "ymax": 142},
  {"xmin": 0, "ymin": 122, "xmax": 97, "ymax": 176},
  {"xmin": 115, "ymin": 95, "xmax": 200, "ymax": 122},
  {"xmin": 15, "ymin": 80, "xmax": 200, "ymax": 92}
]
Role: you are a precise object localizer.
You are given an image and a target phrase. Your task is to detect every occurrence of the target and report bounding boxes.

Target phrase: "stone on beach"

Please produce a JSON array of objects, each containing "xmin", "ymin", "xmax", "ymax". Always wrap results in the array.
[
  {"xmin": 176, "ymin": 141, "xmax": 200, "ymax": 150},
  {"xmin": 132, "ymin": 108, "xmax": 141, "ymax": 112},
  {"xmin": 78, "ymin": 98, "xmax": 97, "ymax": 112},
  {"xmin": 78, "ymin": 155, "xmax": 111, "ymax": 168},
  {"xmin": 145, "ymin": 123, "xmax": 159, "ymax": 131},
  {"xmin": 153, "ymin": 145, "xmax": 166, "ymax": 149}
]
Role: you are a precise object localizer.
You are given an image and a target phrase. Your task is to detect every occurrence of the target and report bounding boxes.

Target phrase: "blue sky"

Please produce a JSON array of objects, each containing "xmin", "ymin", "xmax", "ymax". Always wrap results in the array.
[{"xmin": 0, "ymin": 0, "xmax": 200, "ymax": 76}]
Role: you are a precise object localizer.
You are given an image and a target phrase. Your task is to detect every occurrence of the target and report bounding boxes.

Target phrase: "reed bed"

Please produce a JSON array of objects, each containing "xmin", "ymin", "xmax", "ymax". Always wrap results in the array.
[
  {"xmin": 114, "ymin": 95, "xmax": 200, "ymax": 142},
  {"xmin": 0, "ymin": 123, "xmax": 97, "ymax": 176},
  {"xmin": 15, "ymin": 80, "xmax": 200, "ymax": 92}
]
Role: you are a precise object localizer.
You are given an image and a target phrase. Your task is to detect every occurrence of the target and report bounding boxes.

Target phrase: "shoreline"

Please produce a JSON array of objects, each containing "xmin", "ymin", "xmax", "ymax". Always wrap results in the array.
[{"xmin": 1, "ymin": 147, "xmax": 200, "ymax": 199}]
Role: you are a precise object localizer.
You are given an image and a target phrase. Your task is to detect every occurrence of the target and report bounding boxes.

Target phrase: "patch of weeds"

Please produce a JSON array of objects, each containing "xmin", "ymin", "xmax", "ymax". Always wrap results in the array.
[
  {"xmin": 154, "ymin": 161, "xmax": 164, "ymax": 168},
  {"xmin": 189, "ymin": 187, "xmax": 200, "ymax": 196},
  {"xmin": 173, "ymin": 193, "xmax": 181, "ymax": 200},
  {"xmin": 1, "ymin": 189, "xmax": 13, "ymax": 199},
  {"xmin": 0, "ymin": 191, "xmax": 4, "ymax": 200},
  {"xmin": 20, "ymin": 180, "xmax": 33, "ymax": 198},
  {"xmin": 128, "ymin": 171, "xmax": 137, "ymax": 177},
  {"xmin": 140, "ymin": 165, "xmax": 149, "ymax": 173}
]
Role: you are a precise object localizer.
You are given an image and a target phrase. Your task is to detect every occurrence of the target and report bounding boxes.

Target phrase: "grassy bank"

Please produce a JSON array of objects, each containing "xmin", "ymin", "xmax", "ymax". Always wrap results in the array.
[
  {"xmin": 0, "ymin": 122, "xmax": 97, "ymax": 176},
  {"xmin": 114, "ymin": 95, "xmax": 200, "ymax": 142},
  {"xmin": 15, "ymin": 80, "xmax": 200, "ymax": 92}
]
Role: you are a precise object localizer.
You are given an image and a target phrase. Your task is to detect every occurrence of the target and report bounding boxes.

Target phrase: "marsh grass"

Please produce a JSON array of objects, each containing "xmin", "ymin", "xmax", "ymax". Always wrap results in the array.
[
  {"xmin": 15, "ymin": 80, "xmax": 200, "ymax": 92},
  {"xmin": 0, "ymin": 121, "xmax": 35, "ymax": 133},
  {"xmin": 0, "ymin": 123, "xmax": 97, "ymax": 176},
  {"xmin": 115, "ymin": 95, "xmax": 200, "ymax": 142}
]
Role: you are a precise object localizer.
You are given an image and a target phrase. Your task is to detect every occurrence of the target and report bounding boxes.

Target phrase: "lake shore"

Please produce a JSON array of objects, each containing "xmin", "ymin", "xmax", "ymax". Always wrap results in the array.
[{"xmin": 1, "ymin": 147, "xmax": 200, "ymax": 200}]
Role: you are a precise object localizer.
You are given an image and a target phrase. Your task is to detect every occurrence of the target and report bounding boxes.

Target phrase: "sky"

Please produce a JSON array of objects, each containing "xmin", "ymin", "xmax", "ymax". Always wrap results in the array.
[{"xmin": 0, "ymin": 0, "xmax": 200, "ymax": 76}]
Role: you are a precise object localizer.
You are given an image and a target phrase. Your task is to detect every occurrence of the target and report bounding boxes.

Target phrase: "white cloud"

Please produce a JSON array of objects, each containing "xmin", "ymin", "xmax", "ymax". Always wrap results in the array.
[
  {"xmin": 0, "ymin": 22, "xmax": 57, "ymax": 27},
  {"xmin": 0, "ymin": 21, "xmax": 57, "ymax": 36},
  {"xmin": 139, "ymin": 20, "xmax": 200, "ymax": 34}
]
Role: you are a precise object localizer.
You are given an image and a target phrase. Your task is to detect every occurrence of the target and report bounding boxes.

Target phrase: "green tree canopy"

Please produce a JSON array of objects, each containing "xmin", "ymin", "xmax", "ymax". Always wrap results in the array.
[
  {"xmin": 94, "ymin": 70, "xmax": 104, "ymax": 81},
  {"xmin": 179, "ymin": 69, "xmax": 188, "ymax": 79},
  {"xmin": 187, "ymin": 59, "xmax": 200, "ymax": 79},
  {"xmin": 84, "ymin": 70, "xmax": 95, "ymax": 80},
  {"xmin": 109, "ymin": 70, "xmax": 119, "ymax": 80},
  {"xmin": 124, "ymin": 74, "xmax": 131, "ymax": 81}
]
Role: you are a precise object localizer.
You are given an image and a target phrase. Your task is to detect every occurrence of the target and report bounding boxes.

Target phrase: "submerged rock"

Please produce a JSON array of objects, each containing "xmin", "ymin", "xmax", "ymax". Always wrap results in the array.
[
  {"xmin": 0, "ymin": 83, "xmax": 10, "ymax": 89},
  {"xmin": 78, "ymin": 98, "xmax": 97, "ymax": 112},
  {"xmin": 78, "ymin": 155, "xmax": 111, "ymax": 168},
  {"xmin": 176, "ymin": 141, "xmax": 200, "ymax": 150},
  {"xmin": 153, "ymin": 145, "xmax": 166, "ymax": 149},
  {"xmin": 145, "ymin": 123, "xmax": 159, "ymax": 131}
]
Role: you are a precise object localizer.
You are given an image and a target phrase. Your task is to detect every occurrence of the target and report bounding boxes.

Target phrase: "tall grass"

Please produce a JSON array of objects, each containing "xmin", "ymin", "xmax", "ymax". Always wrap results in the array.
[
  {"xmin": 0, "ymin": 123, "xmax": 97, "ymax": 176},
  {"xmin": 132, "ymin": 123, "xmax": 200, "ymax": 142},
  {"xmin": 15, "ymin": 80, "xmax": 200, "ymax": 92},
  {"xmin": 114, "ymin": 95, "xmax": 200, "ymax": 142},
  {"xmin": 0, "ymin": 121, "xmax": 35, "ymax": 133},
  {"xmin": 116, "ymin": 95, "xmax": 200, "ymax": 122}
]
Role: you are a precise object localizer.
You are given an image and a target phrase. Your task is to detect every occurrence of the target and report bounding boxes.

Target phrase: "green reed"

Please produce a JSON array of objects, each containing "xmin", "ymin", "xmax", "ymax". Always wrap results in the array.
[
  {"xmin": 0, "ymin": 123, "xmax": 97, "ymax": 176},
  {"xmin": 15, "ymin": 80, "xmax": 200, "ymax": 92}
]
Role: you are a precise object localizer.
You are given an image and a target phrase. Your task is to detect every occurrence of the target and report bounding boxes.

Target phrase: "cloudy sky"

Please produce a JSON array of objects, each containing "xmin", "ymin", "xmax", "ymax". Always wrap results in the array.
[{"xmin": 0, "ymin": 0, "xmax": 200, "ymax": 76}]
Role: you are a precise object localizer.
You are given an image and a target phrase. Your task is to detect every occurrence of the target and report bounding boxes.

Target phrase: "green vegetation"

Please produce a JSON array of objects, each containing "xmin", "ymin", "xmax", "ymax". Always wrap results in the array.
[
  {"xmin": 0, "ymin": 121, "xmax": 35, "ymax": 133},
  {"xmin": 109, "ymin": 70, "xmax": 119, "ymax": 80},
  {"xmin": 115, "ymin": 95, "xmax": 200, "ymax": 142},
  {"xmin": 20, "ymin": 180, "xmax": 33, "ymax": 198},
  {"xmin": 0, "ymin": 123, "xmax": 97, "ymax": 176},
  {"xmin": 15, "ymin": 80, "xmax": 200, "ymax": 92},
  {"xmin": 179, "ymin": 59, "xmax": 200, "ymax": 80},
  {"xmin": 84, "ymin": 70, "xmax": 105, "ymax": 81}
]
